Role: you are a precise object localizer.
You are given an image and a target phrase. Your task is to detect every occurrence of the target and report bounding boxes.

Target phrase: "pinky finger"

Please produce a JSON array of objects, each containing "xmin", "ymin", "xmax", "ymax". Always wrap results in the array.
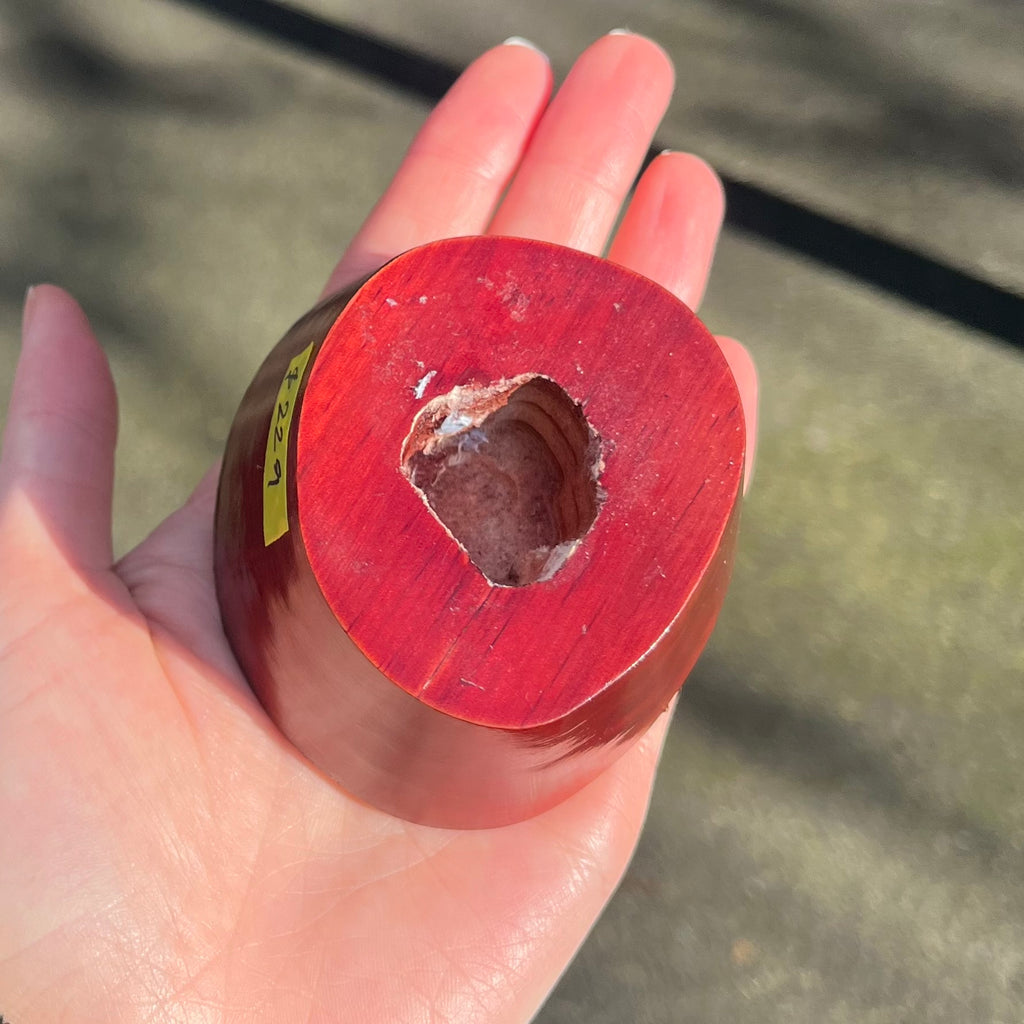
[{"xmin": 716, "ymin": 336, "xmax": 759, "ymax": 494}]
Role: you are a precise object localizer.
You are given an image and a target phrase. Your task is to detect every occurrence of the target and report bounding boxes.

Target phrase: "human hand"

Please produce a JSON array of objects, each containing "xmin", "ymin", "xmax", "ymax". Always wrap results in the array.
[{"xmin": 0, "ymin": 32, "xmax": 757, "ymax": 1023}]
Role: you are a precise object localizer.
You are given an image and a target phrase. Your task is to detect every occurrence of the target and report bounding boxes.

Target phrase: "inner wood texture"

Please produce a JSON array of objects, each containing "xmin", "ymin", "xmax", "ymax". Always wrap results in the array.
[{"xmin": 402, "ymin": 375, "xmax": 604, "ymax": 587}]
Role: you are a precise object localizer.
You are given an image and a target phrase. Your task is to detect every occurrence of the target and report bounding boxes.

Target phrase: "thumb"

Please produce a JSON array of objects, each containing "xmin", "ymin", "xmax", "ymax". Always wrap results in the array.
[{"xmin": 0, "ymin": 285, "xmax": 118, "ymax": 571}]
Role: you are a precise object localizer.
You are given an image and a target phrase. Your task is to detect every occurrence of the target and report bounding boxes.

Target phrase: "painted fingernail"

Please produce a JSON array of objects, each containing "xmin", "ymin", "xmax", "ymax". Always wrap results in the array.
[{"xmin": 502, "ymin": 37, "xmax": 546, "ymax": 56}]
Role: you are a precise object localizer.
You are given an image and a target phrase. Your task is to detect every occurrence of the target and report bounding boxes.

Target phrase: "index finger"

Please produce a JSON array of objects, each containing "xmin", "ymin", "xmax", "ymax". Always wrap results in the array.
[{"xmin": 323, "ymin": 41, "xmax": 552, "ymax": 295}]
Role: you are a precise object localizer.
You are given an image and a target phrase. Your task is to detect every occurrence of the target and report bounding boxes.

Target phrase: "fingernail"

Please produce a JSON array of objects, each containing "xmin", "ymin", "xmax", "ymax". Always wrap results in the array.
[
  {"xmin": 502, "ymin": 37, "xmax": 546, "ymax": 56},
  {"xmin": 22, "ymin": 285, "xmax": 40, "ymax": 340},
  {"xmin": 659, "ymin": 148, "xmax": 675, "ymax": 157},
  {"xmin": 608, "ymin": 28, "xmax": 635, "ymax": 36}
]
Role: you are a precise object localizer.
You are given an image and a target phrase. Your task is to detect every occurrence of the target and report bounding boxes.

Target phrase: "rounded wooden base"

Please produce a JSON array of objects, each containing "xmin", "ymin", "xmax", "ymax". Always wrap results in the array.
[{"xmin": 214, "ymin": 236, "xmax": 744, "ymax": 828}]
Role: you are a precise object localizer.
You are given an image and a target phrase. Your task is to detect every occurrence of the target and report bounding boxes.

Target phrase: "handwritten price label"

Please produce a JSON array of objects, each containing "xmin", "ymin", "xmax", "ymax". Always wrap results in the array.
[{"xmin": 263, "ymin": 341, "xmax": 315, "ymax": 546}]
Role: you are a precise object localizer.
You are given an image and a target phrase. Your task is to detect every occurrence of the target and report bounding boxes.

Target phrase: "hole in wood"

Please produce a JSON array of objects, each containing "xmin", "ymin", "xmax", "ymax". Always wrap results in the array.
[{"xmin": 401, "ymin": 375, "xmax": 604, "ymax": 587}]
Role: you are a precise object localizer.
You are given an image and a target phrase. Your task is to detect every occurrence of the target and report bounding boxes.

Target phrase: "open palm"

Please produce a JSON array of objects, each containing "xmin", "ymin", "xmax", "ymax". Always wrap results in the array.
[{"xmin": 1, "ymin": 34, "xmax": 757, "ymax": 1023}]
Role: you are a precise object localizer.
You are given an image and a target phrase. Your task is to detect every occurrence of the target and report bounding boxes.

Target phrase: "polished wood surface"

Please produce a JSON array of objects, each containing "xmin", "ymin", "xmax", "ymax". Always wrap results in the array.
[{"xmin": 215, "ymin": 236, "xmax": 744, "ymax": 827}]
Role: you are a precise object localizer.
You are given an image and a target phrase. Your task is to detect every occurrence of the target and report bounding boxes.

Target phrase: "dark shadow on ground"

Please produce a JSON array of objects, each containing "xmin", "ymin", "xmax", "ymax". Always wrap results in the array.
[
  {"xmin": 172, "ymin": 0, "xmax": 1024, "ymax": 347},
  {"xmin": 676, "ymin": 652, "xmax": 1014, "ymax": 877}
]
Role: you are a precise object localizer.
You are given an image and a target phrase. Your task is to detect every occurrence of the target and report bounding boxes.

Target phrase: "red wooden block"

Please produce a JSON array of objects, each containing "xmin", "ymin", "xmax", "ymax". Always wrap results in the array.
[{"xmin": 214, "ymin": 236, "xmax": 744, "ymax": 828}]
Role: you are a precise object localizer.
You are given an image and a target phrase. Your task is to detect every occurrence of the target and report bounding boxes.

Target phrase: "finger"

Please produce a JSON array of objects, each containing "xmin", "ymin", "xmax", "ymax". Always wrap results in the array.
[
  {"xmin": 323, "ymin": 40, "xmax": 553, "ymax": 296},
  {"xmin": 716, "ymin": 336, "xmax": 759, "ymax": 493},
  {"xmin": 607, "ymin": 151, "xmax": 725, "ymax": 311},
  {"xmin": 598, "ymin": 152, "xmax": 759, "ymax": 490},
  {"xmin": 0, "ymin": 285, "xmax": 117, "ymax": 570},
  {"xmin": 487, "ymin": 31, "xmax": 674, "ymax": 253}
]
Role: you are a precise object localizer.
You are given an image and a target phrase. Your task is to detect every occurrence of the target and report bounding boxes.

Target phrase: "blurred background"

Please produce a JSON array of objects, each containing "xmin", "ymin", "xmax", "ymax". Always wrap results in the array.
[{"xmin": 2, "ymin": 1, "xmax": 1022, "ymax": 1020}]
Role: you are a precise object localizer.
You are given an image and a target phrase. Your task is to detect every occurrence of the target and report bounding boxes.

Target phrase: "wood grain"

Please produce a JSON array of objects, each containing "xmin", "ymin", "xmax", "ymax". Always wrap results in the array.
[{"xmin": 215, "ymin": 236, "xmax": 744, "ymax": 827}]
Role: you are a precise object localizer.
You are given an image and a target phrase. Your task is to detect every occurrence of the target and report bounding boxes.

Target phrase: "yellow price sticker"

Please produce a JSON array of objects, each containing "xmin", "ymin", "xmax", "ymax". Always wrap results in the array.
[{"xmin": 263, "ymin": 341, "xmax": 315, "ymax": 546}]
